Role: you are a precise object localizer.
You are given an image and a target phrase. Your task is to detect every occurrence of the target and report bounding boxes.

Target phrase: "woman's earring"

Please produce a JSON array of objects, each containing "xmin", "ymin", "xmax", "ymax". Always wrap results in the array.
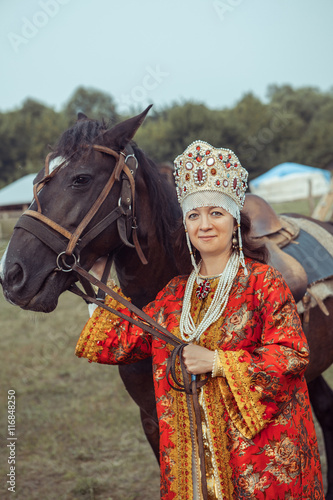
[{"xmin": 232, "ymin": 230, "xmax": 238, "ymax": 251}]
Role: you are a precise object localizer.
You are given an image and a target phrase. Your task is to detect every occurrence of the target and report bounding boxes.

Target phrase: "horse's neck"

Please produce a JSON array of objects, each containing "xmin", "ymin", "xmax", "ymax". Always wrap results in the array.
[
  {"xmin": 114, "ymin": 241, "xmax": 180, "ymax": 308},
  {"xmin": 113, "ymin": 155, "xmax": 191, "ymax": 308}
]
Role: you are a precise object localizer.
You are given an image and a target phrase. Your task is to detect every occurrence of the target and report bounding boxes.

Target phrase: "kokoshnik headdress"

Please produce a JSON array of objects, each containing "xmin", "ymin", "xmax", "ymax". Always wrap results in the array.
[
  {"xmin": 174, "ymin": 140, "xmax": 248, "ymax": 271},
  {"xmin": 173, "ymin": 141, "xmax": 249, "ymax": 342}
]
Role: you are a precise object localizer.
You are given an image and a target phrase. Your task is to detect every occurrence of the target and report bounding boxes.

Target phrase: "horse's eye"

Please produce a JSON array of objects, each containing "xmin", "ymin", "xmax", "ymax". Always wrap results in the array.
[{"xmin": 73, "ymin": 175, "xmax": 91, "ymax": 186}]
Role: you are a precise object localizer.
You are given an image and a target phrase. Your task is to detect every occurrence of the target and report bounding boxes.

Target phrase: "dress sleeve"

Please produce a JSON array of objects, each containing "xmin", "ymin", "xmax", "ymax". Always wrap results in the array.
[
  {"xmin": 75, "ymin": 284, "xmax": 168, "ymax": 365},
  {"xmin": 214, "ymin": 266, "xmax": 309, "ymax": 439}
]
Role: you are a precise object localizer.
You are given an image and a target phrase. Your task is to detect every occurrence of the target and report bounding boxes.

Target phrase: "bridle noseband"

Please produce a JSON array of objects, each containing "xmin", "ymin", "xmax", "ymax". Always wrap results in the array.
[{"xmin": 15, "ymin": 144, "xmax": 148, "ymax": 276}]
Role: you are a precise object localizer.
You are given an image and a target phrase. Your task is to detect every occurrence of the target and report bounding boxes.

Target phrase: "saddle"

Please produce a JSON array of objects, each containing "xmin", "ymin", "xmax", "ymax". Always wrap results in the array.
[{"xmin": 243, "ymin": 194, "xmax": 308, "ymax": 303}]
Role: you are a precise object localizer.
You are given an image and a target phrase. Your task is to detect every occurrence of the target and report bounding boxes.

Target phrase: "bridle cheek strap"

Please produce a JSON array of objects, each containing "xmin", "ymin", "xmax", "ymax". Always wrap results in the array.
[
  {"xmin": 122, "ymin": 162, "xmax": 148, "ymax": 265},
  {"xmin": 65, "ymin": 166, "xmax": 117, "ymax": 256},
  {"xmin": 65, "ymin": 143, "xmax": 121, "ymax": 256}
]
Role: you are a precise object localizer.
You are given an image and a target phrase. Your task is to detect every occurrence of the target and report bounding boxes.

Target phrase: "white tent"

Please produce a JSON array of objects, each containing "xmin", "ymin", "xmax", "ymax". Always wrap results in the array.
[
  {"xmin": 0, "ymin": 174, "xmax": 36, "ymax": 208},
  {"xmin": 249, "ymin": 163, "xmax": 331, "ymax": 203}
]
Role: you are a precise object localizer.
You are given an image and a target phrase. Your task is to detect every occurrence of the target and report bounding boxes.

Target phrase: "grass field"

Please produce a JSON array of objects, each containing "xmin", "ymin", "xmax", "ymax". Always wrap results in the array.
[
  {"xmin": 0, "ymin": 290, "xmax": 160, "ymax": 500},
  {"xmin": 0, "ymin": 195, "xmax": 332, "ymax": 500}
]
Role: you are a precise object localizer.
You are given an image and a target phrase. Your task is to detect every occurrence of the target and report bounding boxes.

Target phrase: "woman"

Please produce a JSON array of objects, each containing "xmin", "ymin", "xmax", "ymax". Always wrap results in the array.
[{"xmin": 76, "ymin": 141, "xmax": 324, "ymax": 499}]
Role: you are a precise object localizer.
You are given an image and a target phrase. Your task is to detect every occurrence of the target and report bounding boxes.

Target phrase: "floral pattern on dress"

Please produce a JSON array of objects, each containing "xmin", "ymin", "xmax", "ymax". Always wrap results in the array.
[{"xmin": 76, "ymin": 258, "xmax": 324, "ymax": 500}]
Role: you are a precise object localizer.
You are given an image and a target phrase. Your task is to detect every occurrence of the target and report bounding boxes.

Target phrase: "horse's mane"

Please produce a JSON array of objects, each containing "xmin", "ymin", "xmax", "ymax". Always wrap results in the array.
[
  {"xmin": 132, "ymin": 146, "xmax": 181, "ymax": 256},
  {"xmin": 51, "ymin": 117, "xmax": 110, "ymax": 161},
  {"xmin": 51, "ymin": 118, "xmax": 182, "ymax": 258}
]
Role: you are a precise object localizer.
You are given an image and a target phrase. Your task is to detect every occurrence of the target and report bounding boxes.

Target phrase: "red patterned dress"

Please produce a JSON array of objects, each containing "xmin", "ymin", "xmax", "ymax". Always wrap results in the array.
[{"xmin": 76, "ymin": 258, "xmax": 324, "ymax": 499}]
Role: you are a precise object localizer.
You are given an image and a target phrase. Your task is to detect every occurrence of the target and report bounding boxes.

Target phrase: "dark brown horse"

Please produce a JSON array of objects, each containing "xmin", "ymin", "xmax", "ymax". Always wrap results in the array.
[{"xmin": 1, "ymin": 109, "xmax": 332, "ymax": 498}]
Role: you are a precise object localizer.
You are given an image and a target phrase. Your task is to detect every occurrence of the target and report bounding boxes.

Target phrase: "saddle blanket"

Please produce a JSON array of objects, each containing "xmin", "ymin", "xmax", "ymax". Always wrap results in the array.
[
  {"xmin": 283, "ymin": 228, "xmax": 333, "ymax": 284},
  {"xmin": 282, "ymin": 217, "xmax": 333, "ymax": 314}
]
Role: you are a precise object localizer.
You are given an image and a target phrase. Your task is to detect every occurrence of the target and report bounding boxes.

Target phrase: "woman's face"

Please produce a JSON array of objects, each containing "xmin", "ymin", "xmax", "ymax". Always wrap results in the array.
[{"xmin": 185, "ymin": 206, "xmax": 235, "ymax": 261}]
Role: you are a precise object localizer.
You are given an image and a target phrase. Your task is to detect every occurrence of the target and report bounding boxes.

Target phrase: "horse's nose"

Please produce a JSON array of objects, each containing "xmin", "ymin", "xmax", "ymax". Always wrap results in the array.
[{"xmin": 6, "ymin": 263, "xmax": 25, "ymax": 291}]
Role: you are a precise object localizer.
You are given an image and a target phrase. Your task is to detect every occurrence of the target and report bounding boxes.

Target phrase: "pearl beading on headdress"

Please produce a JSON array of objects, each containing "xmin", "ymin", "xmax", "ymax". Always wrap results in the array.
[{"xmin": 174, "ymin": 140, "xmax": 248, "ymax": 210}]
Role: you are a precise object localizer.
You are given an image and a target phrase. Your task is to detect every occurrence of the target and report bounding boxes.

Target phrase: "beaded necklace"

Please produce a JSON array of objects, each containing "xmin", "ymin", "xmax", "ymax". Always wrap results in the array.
[{"xmin": 180, "ymin": 252, "xmax": 240, "ymax": 343}]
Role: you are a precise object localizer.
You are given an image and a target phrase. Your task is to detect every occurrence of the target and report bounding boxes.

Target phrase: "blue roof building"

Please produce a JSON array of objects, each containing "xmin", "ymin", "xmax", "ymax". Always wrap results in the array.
[{"xmin": 249, "ymin": 163, "xmax": 331, "ymax": 203}]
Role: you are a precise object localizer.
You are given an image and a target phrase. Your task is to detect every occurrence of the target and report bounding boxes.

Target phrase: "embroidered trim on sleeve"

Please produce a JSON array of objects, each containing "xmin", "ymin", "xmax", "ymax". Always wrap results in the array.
[
  {"xmin": 75, "ymin": 287, "xmax": 127, "ymax": 362},
  {"xmin": 217, "ymin": 350, "xmax": 268, "ymax": 439},
  {"xmin": 212, "ymin": 349, "xmax": 226, "ymax": 378}
]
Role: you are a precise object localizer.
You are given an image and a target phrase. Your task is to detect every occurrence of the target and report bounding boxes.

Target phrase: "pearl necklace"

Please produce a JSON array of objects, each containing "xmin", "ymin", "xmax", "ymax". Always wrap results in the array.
[
  {"xmin": 180, "ymin": 252, "xmax": 240, "ymax": 343},
  {"xmin": 198, "ymin": 271, "xmax": 224, "ymax": 280}
]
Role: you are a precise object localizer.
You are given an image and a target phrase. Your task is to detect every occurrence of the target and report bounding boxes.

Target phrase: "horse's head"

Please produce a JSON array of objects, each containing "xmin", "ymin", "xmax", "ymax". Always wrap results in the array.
[{"xmin": 0, "ymin": 106, "xmax": 158, "ymax": 312}]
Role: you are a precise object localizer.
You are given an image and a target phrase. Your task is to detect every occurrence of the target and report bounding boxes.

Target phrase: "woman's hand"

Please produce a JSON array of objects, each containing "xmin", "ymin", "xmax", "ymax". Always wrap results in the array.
[{"xmin": 182, "ymin": 344, "xmax": 215, "ymax": 375}]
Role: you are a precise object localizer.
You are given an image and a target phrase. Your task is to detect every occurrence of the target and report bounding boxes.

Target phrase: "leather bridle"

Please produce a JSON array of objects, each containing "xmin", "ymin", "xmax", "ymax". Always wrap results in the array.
[
  {"xmin": 15, "ymin": 144, "xmax": 148, "ymax": 276},
  {"xmin": 14, "ymin": 144, "xmax": 210, "ymax": 499}
]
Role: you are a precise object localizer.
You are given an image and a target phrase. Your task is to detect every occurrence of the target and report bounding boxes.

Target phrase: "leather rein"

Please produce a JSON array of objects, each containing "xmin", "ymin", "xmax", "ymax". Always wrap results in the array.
[
  {"xmin": 15, "ymin": 143, "xmax": 207, "ymax": 389},
  {"xmin": 15, "ymin": 145, "xmax": 209, "ymax": 499}
]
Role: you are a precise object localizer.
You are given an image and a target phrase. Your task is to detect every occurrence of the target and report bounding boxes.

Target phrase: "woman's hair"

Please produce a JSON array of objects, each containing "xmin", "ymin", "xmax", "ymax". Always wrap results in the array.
[{"xmin": 174, "ymin": 209, "xmax": 269, "ymax": 274}]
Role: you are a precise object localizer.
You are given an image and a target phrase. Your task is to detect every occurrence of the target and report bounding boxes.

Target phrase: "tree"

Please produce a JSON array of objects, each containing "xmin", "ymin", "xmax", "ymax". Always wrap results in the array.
[
  {"xmin": 0, "ymin": 99, "xmax": 67, "ymax": 186},
  {"xmin": 1, "ymin": 84, "xmax": 332, "ymax": 189},
  {"xmin": 63, "ymin": 86, "xmax": 118, "ymax": 125},
  {"xmin": 135, "ymin": 101, "xmax": 231, "ymax": 164}
]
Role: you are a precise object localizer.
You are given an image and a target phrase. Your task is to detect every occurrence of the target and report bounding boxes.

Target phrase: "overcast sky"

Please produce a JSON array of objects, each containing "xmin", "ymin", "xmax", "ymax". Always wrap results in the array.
[{"xmin": 1, "ymin": 0, "xmax": 332, "ymax": 114}]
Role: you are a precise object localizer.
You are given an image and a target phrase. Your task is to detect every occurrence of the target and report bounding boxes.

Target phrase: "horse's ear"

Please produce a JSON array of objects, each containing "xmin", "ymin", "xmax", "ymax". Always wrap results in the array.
[
  {"xmin": 77, "ymin": 112, "xmax": 88, "ymax": 121},
  {"xmin": 103, "ymin": 105, "xmax": 153, "ymax": 149}
]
